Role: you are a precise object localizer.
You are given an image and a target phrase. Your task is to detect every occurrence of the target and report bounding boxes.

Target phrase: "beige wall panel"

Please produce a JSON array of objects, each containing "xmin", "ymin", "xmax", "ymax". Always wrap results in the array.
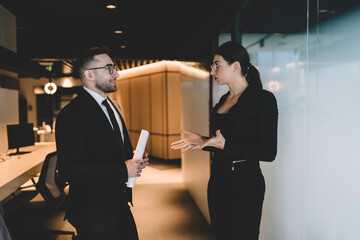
[
  {"xmin": 145, "ymin": 131, "xmax": 152, "ymax": 155},
  {"xmin": 166, "ymin": 73, "xmax": 181, "ymax": 135},
  {"xmin": 117, "ymin": 62, "xmax": 167, "ymax": 79},
  {"xmin": 0, "ymin": 88, "xmax": 19, "ymax": 153},
  {"xmin": 181, "ymin": 75, "xmax": 210, "ymax": 223},
  {"xmin": 130, "ymin": 76, "xmax": 151, "ymax": 132},
  {"xmin": 129, "ymin": 131, "xmax": 136, "ymax": 147},
  {"xmin": 163, "ymin": 136, "xmax": 169, "ymax": 159},
  {"xmin": 131, "ymin": 131, "xmax": 140, "ymax": 149},
  {"xmin": 19, "ymin": 78, "xmax": 37, "ymax": 126},
  {"xmin": 0, "ymin": 5, "xmax": 17, "ymax": 52},
  {"xmin": 150, "ymin": 134, "xmax": 165, "ymax": 159},
  {"xmin": 166, "ymin": 72, "xmax": 181, "ymax": 135},
  {"xmin": 149, "ymin": 73, "xmax": 166, "ymax": 134},
  {"xmin": 109, "ymin": 79, "xmax": 132, "ymax": 129},
  {"xmin": 0, "ymin": 88, "xmax": 19, "ymax": 125},
  {"xmin": 183, "ymin": 150, "xmax": 211, "ymax": 222},
  {"xmin": 109, "ymin": 61, "xmax": 209, "ymax": 161}
]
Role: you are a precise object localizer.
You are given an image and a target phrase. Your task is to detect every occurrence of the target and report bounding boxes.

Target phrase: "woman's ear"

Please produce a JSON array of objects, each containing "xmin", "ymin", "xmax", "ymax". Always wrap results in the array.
[{"xmin": 233, "ymin": 61, "xmax": 241, "ymax": 73}]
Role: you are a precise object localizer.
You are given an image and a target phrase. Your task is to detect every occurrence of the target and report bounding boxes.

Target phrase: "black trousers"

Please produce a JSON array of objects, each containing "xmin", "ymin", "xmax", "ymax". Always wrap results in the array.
[
  {"xmin": 76, "ymin": 205, "xmax": 138, "ymax": 240},
  {"xmin": 207, "ymin": 171, "xmax": 265, "ymax": 240}
]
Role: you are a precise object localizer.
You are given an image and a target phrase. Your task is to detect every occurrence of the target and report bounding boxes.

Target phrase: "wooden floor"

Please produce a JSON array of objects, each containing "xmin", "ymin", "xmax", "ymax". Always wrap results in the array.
[{"xmin": 3, "ymin": 158, "xmax": 215, "ymax": 240}]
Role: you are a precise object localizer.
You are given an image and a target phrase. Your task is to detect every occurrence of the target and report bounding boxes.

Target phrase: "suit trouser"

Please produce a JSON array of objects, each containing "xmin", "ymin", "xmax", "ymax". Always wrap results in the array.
[
  {"xmin": 207, "ymin": 172, "xmax": 265, "ymax": 240},
  {"xmin": 76, "ymin": 205, "xmax": 138, "ymax": 240}
]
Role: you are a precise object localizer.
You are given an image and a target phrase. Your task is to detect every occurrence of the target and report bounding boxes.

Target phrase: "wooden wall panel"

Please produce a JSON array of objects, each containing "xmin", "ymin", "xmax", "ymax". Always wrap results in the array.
[
  {"xmin": 110, "ymin": 79, "xmax": 131, "ymax": 129},
  {"xmin": 150, "ymin": 73, "xmax": 166, "ymax": 135},
  {"xmin": 168, "ymin": 135, "xmax": 181, "ymax": 159},
  {"xmin": 166, "ymin": 72, "xmax": 181, "ymax": 135},
  {"xmin": 150, "ymin": 134, "xmax": 165, "ymax": 159},
  {"xmin": 113, "ymin": 61, "xmax": 208, "ymax": 160},
  {"xmin": 130, "ymin": 76, "xmax": 151, "ymax": 132}
]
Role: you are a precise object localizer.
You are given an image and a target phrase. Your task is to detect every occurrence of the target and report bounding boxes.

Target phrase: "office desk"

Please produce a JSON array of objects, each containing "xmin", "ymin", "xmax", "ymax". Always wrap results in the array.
[{"xmin": 0, "ymin": 142, "xmax": 56, "ymax": 201}]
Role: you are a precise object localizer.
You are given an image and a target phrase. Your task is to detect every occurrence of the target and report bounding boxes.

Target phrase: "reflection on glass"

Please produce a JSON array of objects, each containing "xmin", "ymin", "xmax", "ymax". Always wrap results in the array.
[{"xmin": 227, "ymin": 1, "xmax": 360, "ymax": 239}]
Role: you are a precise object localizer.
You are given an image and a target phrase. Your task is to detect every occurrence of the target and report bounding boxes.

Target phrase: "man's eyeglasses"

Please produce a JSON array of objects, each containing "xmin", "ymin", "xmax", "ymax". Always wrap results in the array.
[
  {"xmin": 87, "ymin": 64, "xmax": 116, "ymax": 74},
  {"xmin": 210, "ymin": 61, "xmax": 227, "ymax": 71}
]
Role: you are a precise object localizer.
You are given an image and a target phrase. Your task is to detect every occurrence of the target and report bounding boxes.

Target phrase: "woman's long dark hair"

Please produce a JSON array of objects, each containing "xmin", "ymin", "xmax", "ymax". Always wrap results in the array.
[{"xmin": 214, "ymin": 41, "xmax": 263, "ymax": 90}]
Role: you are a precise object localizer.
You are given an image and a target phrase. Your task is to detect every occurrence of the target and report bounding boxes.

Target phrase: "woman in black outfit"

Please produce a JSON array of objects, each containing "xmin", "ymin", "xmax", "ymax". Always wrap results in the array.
[{"xmin": 171, "ymin": 41, "xmax": 278, "ymax": 239}]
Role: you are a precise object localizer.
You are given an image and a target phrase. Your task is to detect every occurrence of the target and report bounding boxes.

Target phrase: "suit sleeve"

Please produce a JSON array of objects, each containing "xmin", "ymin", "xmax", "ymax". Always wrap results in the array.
[
  {"xmin": 222, "ymin": 91, "xmax": 278, "ymax": 162},
  {"xmin": 55, "ymin": 107, "xmax": 128, "ymax": 186}
]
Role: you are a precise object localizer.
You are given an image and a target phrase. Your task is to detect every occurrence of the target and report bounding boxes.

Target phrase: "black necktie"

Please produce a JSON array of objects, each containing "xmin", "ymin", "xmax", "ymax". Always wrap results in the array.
[
  {"xmin": 102, "ymin": 99, "xmax": 125, "ymax": 151},
  {"xmin": 107, "ymin": 99, "xmax": 134, "ymax": 159}
]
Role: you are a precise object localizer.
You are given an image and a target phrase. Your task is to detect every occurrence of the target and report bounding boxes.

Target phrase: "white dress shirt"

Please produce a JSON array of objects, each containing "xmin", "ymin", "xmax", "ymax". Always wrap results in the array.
[{"xmin": 83, "ymin": 86, "xmax": 124, "ymax": 141}]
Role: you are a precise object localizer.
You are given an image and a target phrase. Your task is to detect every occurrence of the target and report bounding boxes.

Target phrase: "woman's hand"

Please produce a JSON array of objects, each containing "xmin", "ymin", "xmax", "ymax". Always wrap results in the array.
[
  {"xmin": 170, "ymin": 130, "xmax": 204, "ymax": 153},
  {"xmin": 195, "ymin": 130, "xmax": 225, "ymax": 150}
]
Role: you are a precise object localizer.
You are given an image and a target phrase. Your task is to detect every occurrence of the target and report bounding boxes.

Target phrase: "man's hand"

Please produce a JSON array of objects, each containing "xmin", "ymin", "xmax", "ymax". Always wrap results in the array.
[
  {"xmin": 142, "ymin": 151, "xmax": 150, "ymax": 166},
  {"xmin": 125, "ymin": 158, "xmax": 145, "ymax": 177}
]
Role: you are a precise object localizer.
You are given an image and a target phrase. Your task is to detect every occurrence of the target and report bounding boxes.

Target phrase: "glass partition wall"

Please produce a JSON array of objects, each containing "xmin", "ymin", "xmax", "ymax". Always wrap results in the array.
[{"xmin": 212, "ymin": 1, "xmax": 360, "ymax": 239}]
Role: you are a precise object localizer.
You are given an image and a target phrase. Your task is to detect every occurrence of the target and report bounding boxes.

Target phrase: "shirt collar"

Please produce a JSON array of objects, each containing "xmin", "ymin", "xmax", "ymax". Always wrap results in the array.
[{"xmin": 83, "ymin": 86, "xmax": 107, "ymax": 106}]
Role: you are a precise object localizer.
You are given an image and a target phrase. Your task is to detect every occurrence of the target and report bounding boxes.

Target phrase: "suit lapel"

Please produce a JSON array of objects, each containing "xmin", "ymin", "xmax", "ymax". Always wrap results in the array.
[
  {"xmin": 81, "ymin": 90, "xmax": 127, "ymax": 159},
  {"xmin": 108, "ymin": 98, "xmax": 133, "ymax": 159}
]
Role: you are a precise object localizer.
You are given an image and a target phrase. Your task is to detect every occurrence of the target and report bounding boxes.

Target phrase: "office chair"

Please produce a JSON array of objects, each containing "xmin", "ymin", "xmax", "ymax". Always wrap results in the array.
[{"xmin": 15, "ymin": 151, "xmax": 78, "ymax": 240}]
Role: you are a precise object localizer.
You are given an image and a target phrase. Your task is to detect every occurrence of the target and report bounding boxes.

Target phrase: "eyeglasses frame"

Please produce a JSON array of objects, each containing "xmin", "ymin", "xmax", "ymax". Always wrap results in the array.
[
  {"xmin": 87, "ymin": 64, "xmax": 116, "ymax": 74},
  {"xmin": 210, "ymin": 61, "xmax": 228, "ymax": 72}
]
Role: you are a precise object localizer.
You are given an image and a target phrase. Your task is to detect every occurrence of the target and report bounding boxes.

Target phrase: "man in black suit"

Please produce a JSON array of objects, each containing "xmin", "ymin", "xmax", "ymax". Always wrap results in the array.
[{"xmin": 55, "ymin": 46, "xmax": 148, "ymax": 240}]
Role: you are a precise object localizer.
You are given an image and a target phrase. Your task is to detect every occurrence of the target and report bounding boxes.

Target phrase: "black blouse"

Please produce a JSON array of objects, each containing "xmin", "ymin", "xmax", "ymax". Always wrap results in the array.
[{"xmin": 207, "ymin": 85, "xmax": 278, "ymax": 166}]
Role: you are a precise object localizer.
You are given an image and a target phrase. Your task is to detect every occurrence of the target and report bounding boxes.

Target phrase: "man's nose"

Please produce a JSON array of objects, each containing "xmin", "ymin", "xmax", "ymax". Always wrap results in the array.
[{"xmin": 113, "ymin": 70, "xmax": 119, "ymax": 78}]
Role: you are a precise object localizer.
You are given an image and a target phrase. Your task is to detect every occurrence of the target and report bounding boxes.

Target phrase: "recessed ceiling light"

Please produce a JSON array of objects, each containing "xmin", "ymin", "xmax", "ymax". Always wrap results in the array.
[
  {"xmin": 319, "ymin": 9, "xmax": 328, "ymax": 13},
  {"xmin": 115, "ymin": 30, "xmax": 123, "ymax": 34},
  {"xmin": 107, "ymin": 4, "xmax": 116, "ymax": 9},
  {"xmin": 120, "ymin": 45, "xmax": 126, "ymax": 49}
]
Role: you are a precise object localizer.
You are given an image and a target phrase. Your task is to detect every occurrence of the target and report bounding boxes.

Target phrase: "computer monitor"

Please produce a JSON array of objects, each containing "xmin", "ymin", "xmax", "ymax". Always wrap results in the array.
[{"xmin": 7, "ymin": 123, "xmax": 35, "ymax": 155}]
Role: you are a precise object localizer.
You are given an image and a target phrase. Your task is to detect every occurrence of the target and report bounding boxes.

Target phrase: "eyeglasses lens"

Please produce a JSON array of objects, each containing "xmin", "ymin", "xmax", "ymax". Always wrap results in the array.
[{"xmin": 107, "ymin": 65, "xmax": 115, "ymax": 74}]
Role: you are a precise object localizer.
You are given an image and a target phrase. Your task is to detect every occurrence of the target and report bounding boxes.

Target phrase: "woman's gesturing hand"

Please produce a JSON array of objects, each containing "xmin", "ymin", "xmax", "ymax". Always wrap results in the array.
[
  {"xmin": 194, "ymin": 130, "xmax": 225, "ymax": 150},
  {"xmin": 170, "ymin": 130, "xmax": 204, "ymax": 153}
]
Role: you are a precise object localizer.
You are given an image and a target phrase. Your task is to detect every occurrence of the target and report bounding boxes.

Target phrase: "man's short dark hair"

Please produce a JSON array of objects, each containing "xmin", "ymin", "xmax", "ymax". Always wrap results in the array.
[{"xmin": 72, "ymin": 46, "xmax": 110, "ymax": 79}]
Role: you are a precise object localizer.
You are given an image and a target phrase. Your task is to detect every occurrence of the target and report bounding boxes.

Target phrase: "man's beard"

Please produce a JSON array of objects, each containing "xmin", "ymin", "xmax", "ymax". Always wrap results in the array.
[{"xmin": 95, "ymin": 80, "xmax": 117, "ymax": 93}]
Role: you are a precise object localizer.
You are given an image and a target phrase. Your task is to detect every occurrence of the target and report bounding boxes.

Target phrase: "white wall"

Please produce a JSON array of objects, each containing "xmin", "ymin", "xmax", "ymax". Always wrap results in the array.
[
  {"xmin": 305, "ymin": 8, "xmax": 360, "ymax": 239},
  {"xmin": 0, "ymin": 88, "xmax": 19, "ymax": 153},
  {"xmin": 0, "ymin": 5, "xmax": 16, "ymax": 52},
  {"xmin": 240, "ymin": 6, "xmax": 360, "ymax": 240},
  {"xmin": 0, "ymin": 5, "xmax": 18, "ymax": 153},
  {"xmin": 207, "ymin": 5, "xmax": 360, "ymax": 240},
  {"xmin": 181, "ymin": 73, "xmax": 211, "ymax": 223}
]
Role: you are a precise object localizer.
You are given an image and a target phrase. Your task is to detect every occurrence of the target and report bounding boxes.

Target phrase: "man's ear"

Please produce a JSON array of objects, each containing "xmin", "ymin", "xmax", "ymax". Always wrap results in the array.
[{"xmin": 83, "ymin": 69, "xmax": 94, "ymax": 82}]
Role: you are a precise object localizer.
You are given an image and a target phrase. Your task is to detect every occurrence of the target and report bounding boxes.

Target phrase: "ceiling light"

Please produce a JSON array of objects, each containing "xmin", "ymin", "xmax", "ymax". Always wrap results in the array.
[
  {"xmin": 62, "ymin": 78, "xmax": 74, "ymax": 88},
  {"xmin": 268, "ymin": 81, "xmax": 281, "ymax": 92},
  {"xmin": 286, "ymin": 63, "xmax": 295, "ymax": 68},
  {"xmin": 106, "ymin": 4, "xmax": 116, "ymax": 9},
  {"xmin": 44, "ymin": 82, "xmax": 57, "ymax": 95},
  {"xmin": 271, "ymin": 67, "xmax": 280, "ymax": 73},
  {"xmin": 115, "ymin": 30, "xmax": 123, "ymax": 34},
  {"xmin": 120, "ymin": 45, "xmax": 126, "ymax": 48}
]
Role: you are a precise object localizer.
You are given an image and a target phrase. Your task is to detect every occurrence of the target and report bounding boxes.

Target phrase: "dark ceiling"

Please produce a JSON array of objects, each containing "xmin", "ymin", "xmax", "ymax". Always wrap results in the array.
[
  {"xmin": 0, "ymin": 0, "xmax": 246, "ymax": 62},
  {"xmin": 1, "ymin": 0, "xmax": 359, "ymax": 78}
]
